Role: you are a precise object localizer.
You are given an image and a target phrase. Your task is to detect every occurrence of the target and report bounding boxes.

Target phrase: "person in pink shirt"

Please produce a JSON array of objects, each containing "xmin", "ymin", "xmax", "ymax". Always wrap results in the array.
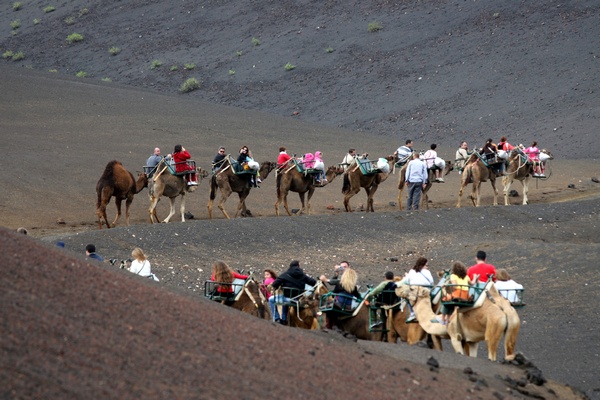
[
  {"xmin": 261, "ymin": 269, "xmax": 278, "ymax": 299},
  {"xmin": 524, "ymin": 141, "xmax": 543, "ymax": 176},
  {"xmin": 467, "ymin": 250, "xmax": 497, "ymax": 284},
  {"xmin": 303, "ymin": 152, "xmax": 315, "ymax": 169},
  {"xmin": 313, "ymin": 151, "xmax": 327, "ymax": 183}
]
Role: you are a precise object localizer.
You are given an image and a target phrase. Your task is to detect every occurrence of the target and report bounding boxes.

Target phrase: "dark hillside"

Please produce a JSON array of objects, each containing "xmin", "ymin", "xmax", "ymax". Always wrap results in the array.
[{"xmin": 1, "ymin": 0, "xmax": 598, "ymax": 158}]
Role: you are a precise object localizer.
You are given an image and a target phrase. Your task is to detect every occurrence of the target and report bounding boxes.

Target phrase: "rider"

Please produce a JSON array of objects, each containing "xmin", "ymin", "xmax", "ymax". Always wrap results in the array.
[
  {"xmin": 365, "ymin": 271, "xmax": 397, "ymax": 328},
  {"xmin": 423, "ymin": 143, "xmax": 444, "ymax": 183},
  {"xmin": 237, "ymin": 145, "xmax": 260, "ymax": 187},
  {"xmin": 395, "ymin": 139, "xmax": 414, "ymax": 165},
  {"xmin": 172, "ymin": 144, "xmax": 198, "ymax": 185},
  {"xmin": 212, "ymin": 146, "xmax": 227, "ymax": 173},
  {"xmin": 482, "ymin": 138, "xmax": 502, "ymax": 176},
  {"xmin": 341, "ymin": 148, "xmax": 356, "ymax": 171},
  {"xmin": 326, "ymin": 268, "xmax": 361, "ymax": 329},
  {"xmin": 269, "ymin": 260, "xmax": 317, "ymax": 325},
  {"xmin": 277, "ymin": 146, "xmax": 292, "ymax": 167},
  {"xmin": 454, "ymin": 141, "xmax": 471, "ymax": 175},
  {"xmin": 524, "ymin": 141, "xmax": 543, "ymax": 177},
  {"xmin": 399, "ymin": 257, "xmax": 434, "ymax": 322},
  {"xmin": 210, "ymin": 260, "xmax": 249, "ymax": 303},
  {"xmin": 145, "ymin": 147, "xmax": 162, "ymax": 177}
]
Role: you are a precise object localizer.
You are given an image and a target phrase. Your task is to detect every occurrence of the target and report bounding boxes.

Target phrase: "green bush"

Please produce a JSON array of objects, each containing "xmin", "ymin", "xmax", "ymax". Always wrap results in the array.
[
  {"xmin": 64, "ymin": 16, "xmax": 76, "ymax": 25},
  {"xmin": 150, "ymin": 59, "xmax": 163, "ymax": 70},
  {"xmin": 170, "ymin": 65, "xmax": 178, "ymax": 71},
  {"xmin": 75, "ymin": 71, "xmax": 87, "ymax": 78},
  {"xmin": 326, "ymin": 47, "xmax": 335, "ymax": 53},
  {"xmin": 3, "ymin": 51, "xmax": 14, "ymax": 59},
  {"xmin": 66, "ymin": 33, "xmax": 84, "ymax": 44},
  {"xmin": 229, "ymin": 69, "xmax": 235, "ymax": 75},
  {"xmin": 179, "ymin": 78, "xmax": 200, "ymax": 93},
  {"xmin": 12, "ymin": 51, "xmax": 25, "ymax": 61},
  {"xmin": 368, "ymin": 22, "xmax": 382, "ymax": 32},
  {"xmin": 101, "ymin": 77, "xmax": 112, "ymax": 82},
  {"xmin": 33, "ymin": 18, "xmax": 40, "ymax": 25},
  {"xmin": 236, "ymin": 51, "xmax": 243, "ymax": 57},
  {"xmin": 284, "ymin": 63, "xmax": 296, "ymax": 71},
  {"xmin": 79, "ymin": 8, "xmax": 89, "ymax": 16},
  {"xmin": 48, "ymin": 69, "xmax": 57, "ymax": 73},
  {"xmin": 11, "ymin": 20, "xmax": 21, "ymax": 29},
  {"xmin": 43, "ymin": 6, "xmax": 55, "ymax": 13},
  {"xmin": 13, "ymin": 2, "xmax": 22, "ymax": 11},
  {"xmin": 251, "ymin": 37, "xmax": 260, "ymax": 46},
  {"xmin": 108, "ymin": 46, "xmax": 120, "ymax": 55},
  {"xmin": 183, "ymin": 63, "xmax": 196, "ymax": 70}
]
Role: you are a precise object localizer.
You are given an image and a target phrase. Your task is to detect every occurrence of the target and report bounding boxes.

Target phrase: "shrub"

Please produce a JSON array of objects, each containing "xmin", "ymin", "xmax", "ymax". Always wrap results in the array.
[
  {"xmin": 33, "ymin": 18, "xmax": 40, "ymax": 25},
  {"xmin": 75, "ymin": 71, "xmax": 87, "ymax": 78},
  {"xmin": 326, "ymin": 47, "xmax": 334, "ymax": 53},
  {"xmin": 284, "ymin": 62, "xmax": 296, "ymax": 71},
  {"xmin": 79, "ymin": 8, "xmax": 89, "ymax": 16},
  {"xmin": 12, "ymin": 51, "xmax": 25, "ymax": 61},
  {"xmin": 368, "ymin": 21, "xmax": 382, "ymax": 32},
  {"xmin": 108, "ymin": 46, "xmax": 120, "ymax": 55},
  {"xmin": 236, "ymin": 51, "xmax": 242, "ymax": 57},
  {"xmin": 170, "ymin": 65, "xmax": 178, "ymax": 71},
  {"xmin": 3, "ymin": 51, "xmax": 14, "ymax": 59},
  {"xmin": 150, "ymin": 59, "xmax": 162, "ymax": 69},
  {"xmin": 11, "ymin": 31, "xmax": 17, "ymax": 36},
  {"xmin": 251, "ymin": 37, "xmax": 260, "ymax": 46},
  {"xmin": 11, "ymin": 20, "xmax": 21, "ymax": 29},
  {"xmin": 183, "ymin": 63, "xmax": 196, "ymax": 70},
  {"xmin": 179, "ymin": 78, "xmax": 200, "ymax": 93},
  {"xmin": 229, "ymin": 69, "xmax": 235, "ymax": 75},
  {"xmin": 66, "ymin": 33, "xmax": 84, "ymax": 44},
  {"xmin": 64, "ymin": 16, "xmax": 76, "ymax": 25},
  {"xmin": 48, "ymin": 69, "xmax": 57, "ymax": 72},
  {"xmin": 101, "ymin": 77, "xmax": 112, "ymax": 82},
  {"xmin": 43, "ymin": 6, "xmax": 55, "ymax": 13},
  {"xmin": 13, "ymin": 2, "xmax": 22, "ymax": 11}
]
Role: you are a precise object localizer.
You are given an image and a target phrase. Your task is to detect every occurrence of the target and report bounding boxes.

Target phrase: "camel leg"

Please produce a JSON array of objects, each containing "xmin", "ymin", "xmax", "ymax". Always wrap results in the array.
[
  {"xmin": 502, "ymin": 176, "xmax": 512, "ymax": 206},
  {"xmin": 149, "ymin": 195, "xmax": 160, "ymax": 224},
  {"xmin": 179, "ymin": 194, "xmax": 186, "ymax": 222},
  {"xmin": 306, "ymin": 187, "xmax": 315, "ymax": 215},
  {"xmin": 366, "ymin": 186, "xmax": 378, "ymax": 212},
  {"xmin": 471, "ymin": 182, "xmax": 480, "ymax": 207},
  {"xmin": 233, "ymin": 190, "xmax": 249, "ymax": 219},
  {"xmin": 397, "ymin": 188, "xmax": 404, "ymax": 211},
  {"xmin": 218, "ymin": 186, "xmax": 234, "ymax": 220},
  {"xmin": 491, "ymin": 179, "xmax": 498, "ymax": 206},
  {"xmin": 282, "ymin": 194, "xmax": 292, "ymax": 216},
  {"xmin": 467, "ymin": 342, "xmax": 479, "ymax": 358},
  {"xmin": 457, "ymin": 184, "xmax": 465, "ymax": 208},
  {"xmin": 207, "ymin": 198, "xmax": 214, "ymax": 220},
  {"xmin": 124, "ymin": 195, "xmax": 133, "ymax": 226},
  {"xmin": 298, "ymin": 192, "xmax": 306, "ymax": 215},
  {"xmin": 163, "ymin": 197, "xmax": 177, "ymax": 223},
  {"xmin": 421, "ymin": 182, "xmax": 432, "ymax": 210},
  {"xmin": 450, "ymin": 336, "xmax": 466, "ymax": 355},
  {"xmin": 521, "ymin": 177, "xmax": 529, "ymax": 205},
  {"xmin": 111, "ymin": 198, "xmax": 123, "ymax": 227},
  {"xmin": 343, "ymin": 189, "xmax": 360, "ymax": 212}
]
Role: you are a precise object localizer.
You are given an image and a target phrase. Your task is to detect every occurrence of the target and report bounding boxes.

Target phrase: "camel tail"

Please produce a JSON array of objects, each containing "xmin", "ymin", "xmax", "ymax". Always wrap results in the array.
[
  {"xmin": 209, "ymin": 175, "xmax": 218, "ymax": 201},
  {"xmin": 342, "ymin": 174, "xmax": 350, "ymax": 194}
]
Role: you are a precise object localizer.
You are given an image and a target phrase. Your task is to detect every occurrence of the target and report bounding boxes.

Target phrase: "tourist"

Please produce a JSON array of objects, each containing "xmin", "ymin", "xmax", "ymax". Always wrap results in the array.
[
  {"xmin": 424, "ymin": 143, "xmax": 444, "ymax": 182},
  {"xmin": 212, "ymin": 146, "xmax": 227, "ymax": 172},
  {"xmin": 436, "ymin": 261, "xmax": 475, "ymax": 325},
  {"xmin": 277, "ymin": 146, "xmax": 292, "ymax": 167},
  {"xmin": 210, "ymin": 260, "xmax": 249, "ymax": 302},
  {"xmin": 399, "ymin": 257, "xmax": 434, "ymax": 322},
  {"xmin": 145, "ymin": 147, "xmax": 162, "ymax": 177},
  {"xmin": 129, "ymin": 247, "xmax": 159, "ymax": 281},
  {"xmin": 269, "ymin": 260, "xmax": 317, "ymax": 325},
  {"xmin": 482, "ymin": 138, "xmax": 502, "ymax": 176},
  {"xmin": 467, "ymin": 250, "xmax": 497, "ymax": 284},
  {"xmin": 395, "ymin": 139, "xmax": 414, "ymax": 165},
  {"xmin": 172, "ymin": 144, "xmax": 197, "ymax": 185},
  {"xmin": 85, "ymin": 244, "xmax": 104, "ymax": 262},
  {"xmin": 341, "ymin": 148, "xmax": 356, "ymax": 171},
  {"xmin": 327, "ymin": 268, "xmax": 361, "ymax": 329},
  {"xmin": 365, "ymin": 271, "xmax": 397, "ymax": 328},
  {"xmin": 313, "ymin": 151, "xmax": 326, "ymax": 183},
  {"xmin": 455, "ymin": 141, "xmax": 471, "ymax": 174},
  {"xmin": 320, "ymin": 261, "xmax": 351, "ymax": 286},
  {"xmin": 261, "ymin": 269, "xmax": 278, "ymax": 300},
  {"xmin": 237, "ymin": 145, "xmax": 260, "ymax": 187},
  {"xmin": 495, "ymin": 268, "xmax": 523, "ymax": 303},
  {"xmin": 404, "ymin": 152, "xmax": 428, "ymax": 210},
  {"xmin": 524, "ymin": 141, "xmax": 543, "ymax": 176}
]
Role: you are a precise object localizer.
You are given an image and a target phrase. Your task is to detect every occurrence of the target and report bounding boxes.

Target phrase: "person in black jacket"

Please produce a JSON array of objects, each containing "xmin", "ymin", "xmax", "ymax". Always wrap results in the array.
[{"xmin": 269, "ymin": 260, "xmax": 317, "ymax": 325}]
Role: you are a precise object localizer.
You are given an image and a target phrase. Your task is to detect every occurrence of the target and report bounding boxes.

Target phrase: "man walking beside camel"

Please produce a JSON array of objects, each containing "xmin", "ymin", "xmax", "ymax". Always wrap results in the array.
[{"xmin": 405, "ymin": 152, "xmax": 428, "ymax": 210}]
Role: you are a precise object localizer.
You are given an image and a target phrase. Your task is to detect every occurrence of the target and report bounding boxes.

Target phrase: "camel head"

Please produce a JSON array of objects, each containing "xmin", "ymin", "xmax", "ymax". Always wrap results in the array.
[
  {"xmin": 540, "ymin": 149, "xmax": 554, "ymax": 161},
  {"xmin": 444, "ymin": 160, "xmax": 454, "ymax": 176},
  {"xmin": 395, "ymin": 284, "xmax": 430, "ymax": 303},
  {"xmin": 259, "ymin": 161, "xmax": 277, "ymax": 178},
  {"xmin": 196, "ymin": 167, "xmax": 210, "ymax": 180},
  {"xmin": 136, "ymin": 172, "xmax": 149, "ymax": 192},
  {"xmin": 327, "ymin": 165, "xmax": 345, "ymax": 176}
]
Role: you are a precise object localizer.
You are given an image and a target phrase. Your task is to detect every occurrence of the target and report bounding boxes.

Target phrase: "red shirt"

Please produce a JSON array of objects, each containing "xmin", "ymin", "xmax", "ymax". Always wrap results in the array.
[
  {"xmin": 277, "ymin": 152, "xmax": 291, "ymax": 167},
  {"xmin": 173, "ymin": 150, "xmax": 192, "ymax": 173},
  {"xmin": 210, "ymin": 272, "xmax": 249, "ymax": 293},
  {"xmin": 467, "ymin": 262, "xmax": 497, "ymax": 283}
]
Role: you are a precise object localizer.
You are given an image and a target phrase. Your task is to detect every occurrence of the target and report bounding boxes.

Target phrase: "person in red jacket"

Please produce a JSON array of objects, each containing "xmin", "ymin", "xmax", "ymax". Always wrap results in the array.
[
  {"xmin": 210, "ymin": 260, "xmax": 249, "ymax": 300},
  {"xmin": 277, "ymin": 146, "xmax": 292, "ymax": 167},
  {"xmin": 172, "ymin": 144, "xmax": 197, "ymax": 185},
  {"xmin": 467, "ymin": 250, "xmax": 497, "ymax": 283}
]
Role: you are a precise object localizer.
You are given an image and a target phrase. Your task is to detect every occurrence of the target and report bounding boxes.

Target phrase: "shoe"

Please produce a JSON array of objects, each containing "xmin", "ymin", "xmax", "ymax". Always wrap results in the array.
[
  {"xmin": 279, "ymin": 319, "xmax": 287, "ymax": 326},
  {"xmin": 187, "ymin": 181, "xmax": 198, "ymax": 186},
  {"xmin": 406, "ymin": 313, "xmax": 417, "ymax": 323},
  {"xmin": 532, "ymin": 173, "xmax": 539, "ymax": 177},
  {"xmin": 437, "ymin": 178, "xmax": 444, "ymax": 183},
  {"xmin": 538, "ymin": 174, "xmax": 545, "ymax": 178},
  {"xmin": 257, "ymin": 178, "xmax": 262, "ymax": 183}
]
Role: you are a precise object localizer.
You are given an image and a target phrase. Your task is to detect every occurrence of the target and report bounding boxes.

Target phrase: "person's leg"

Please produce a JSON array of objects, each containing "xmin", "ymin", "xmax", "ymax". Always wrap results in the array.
[
  {"xmin": 281, "ymin": 304, "xmax": 289, "ymax": 322},
  {"xmin": 268, "ymin": 296, "xmax": 280, "ymax": 321},
  {"xmin": 407, "ymin": 183, "xmax": 415, "ymax": 210},
  {"xmin": 413, "ymin": 185, "xmax": 422, "ymax": 210}
]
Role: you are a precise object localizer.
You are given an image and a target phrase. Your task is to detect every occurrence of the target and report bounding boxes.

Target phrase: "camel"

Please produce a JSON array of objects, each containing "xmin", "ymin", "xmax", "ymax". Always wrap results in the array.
[
  {"xmin": 148, "ymin": 159, "xmax": 209, "ymax": 223},
  {"xmin": 96, "ymin": 160, "xmax": 148, "ymax": 229},
  {"xmin": 275, "ymin": 164, "xmax": 344, "ymax": 216},
  {"xmin": 456, "ymin": 154, "xmax": 499, "ymax": 208},
  {"xmin": 503, "ymin": 148, "xmax": 554, "ymax": 205},
  {"xmin": 396, "ymin": 283, "xmax": 519, "ymax": 361},
  {"xmin": 328, "ymin": 302, "xmax": 384, "ymax": 340},
  {"xmin": 287, "ymin": 282, "xmax": 329, "ymax": 329},
  {"xmin": 230, "ymin": 279, "xmax": 271, "ymax": 320},
  {"xmin": 386, "ymin": 301, "xmax": 431, "ymax": 346},
  {"xmin": 396, "ymin": 161, "xmax": 454, "ymax": 210},
  {"xmin": 341, "ymin": 155, "xmax": 395, "ymax": 212},
  {"xmin": 208, "ymin": 159, "xmax": 276, "ymax": 220}
]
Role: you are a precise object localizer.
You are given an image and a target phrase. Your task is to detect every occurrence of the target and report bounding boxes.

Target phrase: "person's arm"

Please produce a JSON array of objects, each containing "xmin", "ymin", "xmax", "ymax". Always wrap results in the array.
[
  {"xmin": 233, "ymin": 272, "xmax": 248, "ymax": 280},
  {"xmin": 366, "ymin": 281, "xmax": 387, "ymax": 298}
]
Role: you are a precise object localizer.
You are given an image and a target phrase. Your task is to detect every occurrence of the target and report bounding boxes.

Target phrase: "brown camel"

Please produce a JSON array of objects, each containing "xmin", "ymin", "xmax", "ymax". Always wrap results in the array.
[
  {"xmin": 230, "ymin": 279, "xmax": 271, "ymax": 320},
  {"xmin": 456, "ymin": 154, "xmax": 498, "ymax": 208},
  {"xmin": 287, "ymin": 282, "xmax": 329, "ymax": 329},
  {"xmin": 208, "ymin": 159, "xmax": 276, "ymax": 220},
  {"xmin": 397, "ymin": 283, "xmax": 519, "ymax": 361},
  {"xmin": 503, "ymin": 148, "xmax": 554, "ymax": 205},
  {"xmin": 96, "ymin": 160, "xmax": 148, "ymax": 229},
  {"xmin": 396, "ymin": 161, "xmax": 454, "ymax": 210},
  {"xmin": 327, "ymin": 302, "xmax": 384, "ymax": 340},
  {"xmin": 275, "ymin": 164, "xmax": 344, "ymax": 216},
  {"xmin": 341, "ymin": 155, "xmax": 395, "ymax": 212},
  {"xmin": 148, "ymin": 159, "xmax": 209, "ymax": 223}
]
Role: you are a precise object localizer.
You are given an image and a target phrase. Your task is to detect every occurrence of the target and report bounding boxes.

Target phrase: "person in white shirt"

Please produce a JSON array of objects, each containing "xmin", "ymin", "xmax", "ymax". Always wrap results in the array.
[
  {"xmin": 341, "ymin": 148, "xmax": 356, "ymax": 171},
  {"xmin": 494, "ymin": 268, "xmax": 523, "ymax": 303},
  {"xmin": 455, "ymin": 141, "xmax": 471, "ymax": 174},
  {"xmin": 404, "ymin": 152, "xmax": 428, "ymax": 210},
  {"xmin": 399, "ymin": 257, "xmax": 434, "ymax": 321},
  {"xmin": 395, "ymin": 139, "xmax": 414, "ymax": 164},
  {"xmin": 129, "ymin": 247, "xmax": 159, "ymax": 281},
  {"xmin": 424, "ymin": 143, "xmax": 444, "ymax": 182}
]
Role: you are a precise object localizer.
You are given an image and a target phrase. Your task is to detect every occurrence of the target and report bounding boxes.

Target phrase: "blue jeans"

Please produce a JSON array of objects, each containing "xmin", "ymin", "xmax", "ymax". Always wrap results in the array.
[
  {"xmin": 407, "ymin": 182, "xmax": 424, "ymax": 210},
  {"xmin": 268, "ymin": 296, "xmax": 289, "ymax": 321}
]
